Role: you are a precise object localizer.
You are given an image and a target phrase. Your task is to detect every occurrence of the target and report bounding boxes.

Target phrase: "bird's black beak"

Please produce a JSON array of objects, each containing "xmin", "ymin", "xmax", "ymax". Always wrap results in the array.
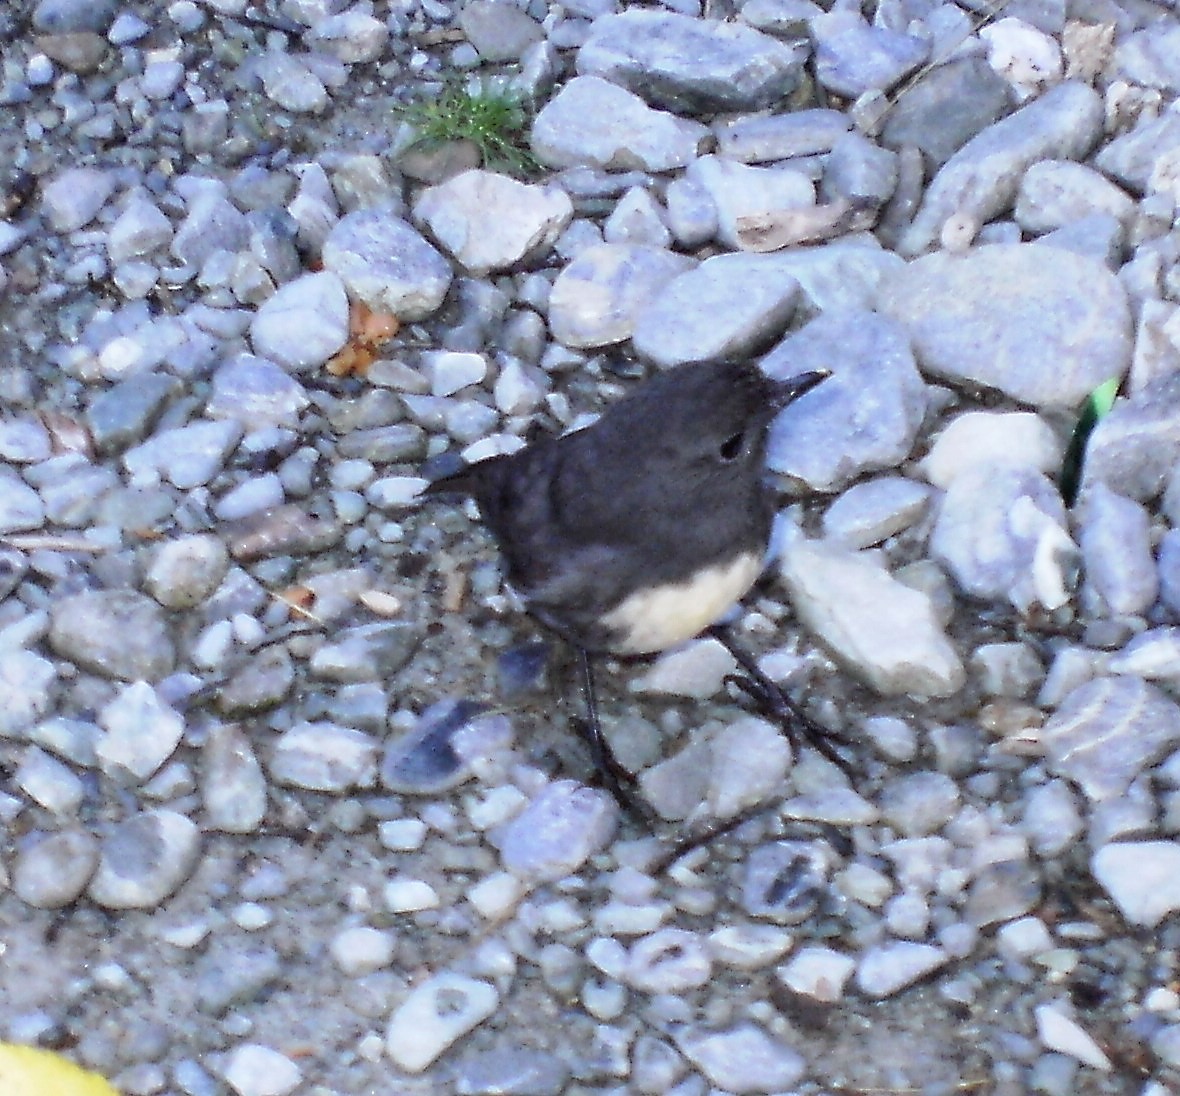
[{"xmin": 771, "ymin": 368, "xmax": 831, "ymax": 408}]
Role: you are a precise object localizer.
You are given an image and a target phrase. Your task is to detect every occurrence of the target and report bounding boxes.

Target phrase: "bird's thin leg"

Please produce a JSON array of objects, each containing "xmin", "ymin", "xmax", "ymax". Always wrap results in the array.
[
  {"xmin": 709, "ymin": 625, "xmax": 854, "ymax": 776},
  {"xmin": 575, "ymin": 647, "xmax": 655, "ymax": 825}
]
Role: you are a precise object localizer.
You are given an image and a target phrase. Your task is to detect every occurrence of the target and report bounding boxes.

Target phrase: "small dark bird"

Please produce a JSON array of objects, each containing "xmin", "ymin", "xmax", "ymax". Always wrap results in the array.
[{"xmin": 424, "ymin": 359, "xmax": 841, "ymax": 800}]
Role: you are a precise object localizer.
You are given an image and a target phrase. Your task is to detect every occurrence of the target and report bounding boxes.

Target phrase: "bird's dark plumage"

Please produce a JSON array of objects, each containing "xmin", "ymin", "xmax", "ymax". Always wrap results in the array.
[{"xmin": 425, "ymin": 359, "xmax": 827, "ymax": 654}]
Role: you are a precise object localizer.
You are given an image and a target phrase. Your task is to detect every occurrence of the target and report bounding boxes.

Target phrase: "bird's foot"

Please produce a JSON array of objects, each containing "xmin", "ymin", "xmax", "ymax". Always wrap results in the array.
[{"xmin": 724, "ymin": 669, "xmax": 855, "ymax": 777}]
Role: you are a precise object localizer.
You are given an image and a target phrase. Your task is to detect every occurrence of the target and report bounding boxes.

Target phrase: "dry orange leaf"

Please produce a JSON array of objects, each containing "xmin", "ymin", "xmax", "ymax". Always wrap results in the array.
[{"xmin": 325, "ymin": 301, "xmax": 400, "ymax": 378}]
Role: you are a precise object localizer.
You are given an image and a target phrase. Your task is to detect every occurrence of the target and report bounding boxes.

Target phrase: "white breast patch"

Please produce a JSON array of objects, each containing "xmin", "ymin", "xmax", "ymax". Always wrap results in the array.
[{"xmin": 600, "ymin": 551, "xmax": 763, "ymax": 655}]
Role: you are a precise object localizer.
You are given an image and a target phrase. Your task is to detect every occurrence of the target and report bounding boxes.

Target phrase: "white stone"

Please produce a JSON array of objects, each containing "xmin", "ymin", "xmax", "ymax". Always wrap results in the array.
[
  {"xmin": 330, "ymin": 926, "xmax": 396, "ymax": 975},
  {"xmin": 920, "ymin": 411, "xmax": 1062, "ymax": 487},
  {"xmin": 707, "ymin": 717, "xmax": 793, "ymax": 819},
  {"xmin": 385, "ymin": 973, "xmax": 498, "ymax": 1073},
  {"xmin": 223, "ymin": 1044, "xmax": 303, "ymax": 1096},
  {"xmin": 780, "ymin": 538, "xmax": 964, "ymax": 697},
  {"xmin": 1035, "ymin": 1003, "xmax": 1113, "ymax": 1070},
  {"xmin": 97, "ymin": 681, "xmax": 184, "ymax": 782},
  {"xmin": 384, "ymin": 877, "xmax": 440, "ymax": 913},
  {"xmin": 413, "ymin": 170, "xmax": 573, "ymax": 275},
  {"xmin": 1092, "ymin": 841, "xmax": 1180, "ymax": 927},
  {"xmin": 777, "ymin": 945, "xmax": 856, "ymax": 1002}
]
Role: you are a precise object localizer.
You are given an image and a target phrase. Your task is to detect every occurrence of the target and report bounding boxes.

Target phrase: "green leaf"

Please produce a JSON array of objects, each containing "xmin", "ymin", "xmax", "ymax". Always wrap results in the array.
[{"xmin": 1061, "ymin": 376, "xmax": 1121, "ymax": 506}]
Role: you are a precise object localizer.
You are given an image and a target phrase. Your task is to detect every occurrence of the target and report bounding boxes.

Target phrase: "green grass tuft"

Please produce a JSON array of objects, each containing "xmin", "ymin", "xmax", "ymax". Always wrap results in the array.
[{"xmin": 396, "ymin": 81, "xmax": 540, "ymax": 177}]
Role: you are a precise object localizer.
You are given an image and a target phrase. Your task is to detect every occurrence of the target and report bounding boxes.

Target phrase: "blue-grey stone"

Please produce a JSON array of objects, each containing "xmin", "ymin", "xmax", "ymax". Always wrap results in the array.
[
  {"xmin": 632, "ymin": 253, "xmax": 800, "ymax": 369},
  {"xmin": 930, "ymin": 465, "xmax": 1076, "ymax": 613},
  {"xmin": 322, "ymin": 209, "xmax": 452, "ymax": 321},
  {"xmin": 765, "ymin": 309, "xmax": 926, "ymax": 490},
  {"xmin": 878, "ymin": 244, "xmax": 1131, "ymax": 409},
  {"xmin": 881, "ymin": 55, "xmax": 1014, "ymax": 170},
  {"xmin": 49, "ymin": 589, "xmax": 176, "ymax": 682},
  {"xmin": 206, "ymin": 354, "xmax": 310, "ymax": 428},
  {"xmin": 899, "ymin": 81, "xmax": 1102, "ymax": 256},
  {"xmin": 1042, "ymin": 676, "xmax": 1180, "ymax": 801},
  {"xmin": 813, "ymin": 10, "xmax": 928, "ymax": 97},
  {"xmin": 576, "ymin": 9, "xmax": 806, "ymax": 113},
  {"xmin": 1078, "ymin": 483, "xmax": 1157, "ymax": 617}
]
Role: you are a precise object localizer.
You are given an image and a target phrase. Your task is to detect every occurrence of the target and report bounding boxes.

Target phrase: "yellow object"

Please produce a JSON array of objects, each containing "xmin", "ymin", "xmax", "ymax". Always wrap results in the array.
[{"xmin": 0, "ymin": 1043, "xmax": 119, "ymax": 1096}]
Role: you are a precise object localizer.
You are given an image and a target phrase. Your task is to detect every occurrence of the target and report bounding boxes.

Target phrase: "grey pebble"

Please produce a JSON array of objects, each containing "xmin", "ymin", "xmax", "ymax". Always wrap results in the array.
[
  {"xmin": 146, "ymin": 534, "xmax": 230, "ymax": 610},
  {"xmin": 42, "ymin": 166, "xmax": 117, "ymax": 232},
  {"xmin": 458, "ymin": 0, "xmax": 543, "ymax": 62},
  {"xmin": 97, "ymin": 681, "xmax": 184, "ymax": 783},
  {"xmin": 0, "ymin": 418, "xmax": 52, "ymax": 463},
  {"xmin": 881, "ymin": 55, "xmax": 1013, "ymax": 171},
  {"xmin": 206, "ymin": 355, "xmax": 310, "ymax": 428},
  {"xmin": 741, "ymin": 840, "xmax": 830, "ymax": 925},
  {"xmin": 386, "ymin": 973, "xmax": 499, "ymax": 1074},
  {"xmin": 1083, "ymin": 372, "xmax": 1180, "ymax": 502},
  {"xmin": 1115, "ymin": 24, "xmax": 1180, "ymax": 95},
  {"xmin": 879, "ymin": 771, "xmax": 960, "ymax": 837},
  {"xmin": 855, "ymin": 941, "xmax": 948, "ymax": 997},
  {"xmin": 879, "ymin": 243, "xmax": 1130, "ymax": 409},
  {"xmin": 0, "ymin": 549, "xmax": 28, "ymax": 602},
  {"xmin": 965, "ymin": 860, "xmax": 1042, "ymax": 928},
  {"xmin": 1040, "ymin": 676, "xmax": 1180, "ymax": 802},
  {"xmin": 1092, "ymin": 841, "xmax": 1180, "ymax": 928},
  {"xmin": 123, "ymin": 418, "xmax": 244, "ymax": 491},
  {"xmin": 310, "ymin": 621, "xmax": 421, "ymax": 682},
  {"xmin": 1095, "ymin": 111, "xmax": 1180, "ymax": 195},
  {"xmin": 87, "ymin": 371, "xmax": 182, "ymax": 456},
  {"xmin": 452, "ymin": 1047, "xmax": 570, "ymax": 1096},
  {"xmin": 602, "ymin": 186, "xmax": 671, "ymax": 248},
  {"xmin": 532, "ymin": 76, "xmax": 709, "ymax": 173},
  {"xmin": 413, "ymin": 171, "xmax": 572, "ymax": 275},
  {"xmin": 222, "ymin": 502, "xmax": 341, "ymax": 561},
  {"xmin": 249, "ymin": 271, "xmax": 349, "ymax": 372},
  {"xmin": 971, "ymin": 642, "xmax": 1044, "ymax": 699},
  {"xmin": 929, "ymin": 464, "xmax": 1076, "ymax": 614},
  {"xmin": 899, "ymin": 81, "xmax": 1101, "ymax": 256},
  {"xmin": 322, "ymin": 209, "xmax": 452, "ymax": 321},
  {"xmin": 257, "ymin": 50, "xmax": 327, "ymax": 113},
  {"xmin": 33, "ymin": 0, "xmax": 118, "ymax": 34},
  {"xmin": 675, "ymin": 1023, "xmax": 805, "ymax": 1092},
  {"xmin": 88, "ymin": 809, "xmax": 202, "ymax": 909},
  {"xmin": 202, "ymin": 722, "xmax": 267, "ymax": 833},
  {"xmin": 822, "ymin": 130, "xmax": 899, "ymax": 209},
  {"xmin": 13, "ymin": 828, "xmax": 99, "ymax": 908},
  {"xmin": 1078, "ymin": 483, "xmax": 1157, "ymax": 617},
  {"xmin": 577, "ymin": 9, "xmax": 805, "ymax": 113},
  {"xmin": 547, "ymin": 242, "xmax": 694, "ymax": 348},
  {"xmin": 821, "ymin": 475, "xmax": 931, "ymax": 548},
  {"xmin": 49, "ymin": 589, "xmax": 176, "ymax": 682},
  {"xmin": 765, "ymin": 309, "xmax": 925, "ymax": 489},
  {"xmin": 780, "ymin": 537, "xmax": 964, "ymax": 697},
  {"xmin": 108, "ymin": 196, "xmax": 173, "ymax": 263},
  {"xmin": 687, "ymin": 154, "xmax": 814, "ymax": 251},
  {"xmin": 270, "ymin": 721, "xmax": 379, "ymax": 792},
  {"xmin": 632, "ymin": 254, "xmax": 799, "ymax": 369},
  {"xmin": 1014, "ymin": 159, "xmax": 1134, "ymax": 235},
  {"xmin": 171, "ymin": 190, "xmax": 248, "ymax": 269},
  {"xmin": 310, "ymin": 10, "xmax": 389, "ymax": 64},
  {"xmin": 0, "ymin": 647, "xmax": 55, "ymax": 736},
  {"xmin": 1020, "ymin": 780, "xmax": 1082, "ymax": 857},
  {"xmin": 0, "ymin": 468, "xmax": 45, "ymax": 534},
  {"xmin": 812, "ymin": 10, "xmax": 928, "ymax": 98},
  {"xmin": 497, "ymin": 779, "xmax": 616, "ymax": 882},
  {"xmin": 15, "ymin": 744, "xmax": 85, "ymax": 814},
  {"xmin": 715, "ymin": 108, "xmax": 850, "ymax": 164}
]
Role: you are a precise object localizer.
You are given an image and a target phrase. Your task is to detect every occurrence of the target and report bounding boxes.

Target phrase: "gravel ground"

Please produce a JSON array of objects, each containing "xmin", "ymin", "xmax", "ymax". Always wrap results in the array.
[{"xmin": 4, "ymin": 0, "xmax": 1180, "ymax": 1093}]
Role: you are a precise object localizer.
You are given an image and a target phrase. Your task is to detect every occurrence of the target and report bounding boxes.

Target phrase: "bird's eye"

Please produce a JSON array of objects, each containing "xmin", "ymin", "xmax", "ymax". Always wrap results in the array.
[{"xmin": 718, "ymin": 431, "xmax": 745, "ymax": 461}]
